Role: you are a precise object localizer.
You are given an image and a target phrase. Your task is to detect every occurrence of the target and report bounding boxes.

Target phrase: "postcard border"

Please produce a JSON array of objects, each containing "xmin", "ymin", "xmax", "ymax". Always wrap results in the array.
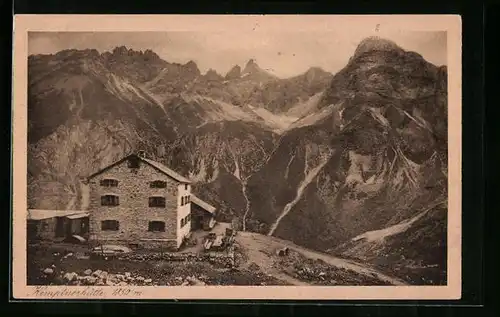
[{"xmin": 11, "ymin": 14, "xmax": 462, "ymax": 300}]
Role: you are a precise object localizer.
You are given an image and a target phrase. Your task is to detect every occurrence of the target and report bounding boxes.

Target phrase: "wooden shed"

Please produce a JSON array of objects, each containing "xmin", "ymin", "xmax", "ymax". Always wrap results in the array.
[
  {"xmin": 27, "ymin": 209, "xmax": 89, "ymax": 242},
  {"xmin": 190, "ymin": 195, "xmax": 217, "ymax": 231}
]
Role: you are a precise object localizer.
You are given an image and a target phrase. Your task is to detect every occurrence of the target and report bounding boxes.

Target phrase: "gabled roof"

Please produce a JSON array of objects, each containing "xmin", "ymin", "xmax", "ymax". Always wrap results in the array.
[
  {"xmin": 86, "ymin": 153, "xmax": 192, "ymax": 184},
  {"xmin": 141, "ymin": 157, "xmax": 191, "ymax": 183},
  {"xmin": 191, "ymin": 195, "xmax": 216, "ymax": 214}
]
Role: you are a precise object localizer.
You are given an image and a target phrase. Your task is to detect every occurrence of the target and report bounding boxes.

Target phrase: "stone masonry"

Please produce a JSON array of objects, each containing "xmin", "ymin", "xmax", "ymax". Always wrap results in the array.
[{"xmin": 88, "ymin": 156, "xmax": 181, "ymax": 249}]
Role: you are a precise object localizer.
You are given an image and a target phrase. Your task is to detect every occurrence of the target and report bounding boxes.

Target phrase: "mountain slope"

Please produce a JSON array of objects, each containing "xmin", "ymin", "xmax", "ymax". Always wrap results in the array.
[
  {"xmin": 164, "ymin": 121, "xmax": 278, "ymax": 224},
  {"xmin": 27, "ymin": 49, "xmax": 282, "ymax": 211},
  {"xmin": 244, "ymin": 36, "xmax": 448, "ymax": 284}
]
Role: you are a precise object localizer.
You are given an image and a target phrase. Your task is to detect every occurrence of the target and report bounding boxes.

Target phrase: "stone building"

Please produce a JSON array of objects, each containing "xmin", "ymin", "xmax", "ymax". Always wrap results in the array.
[{"xmin": 85, "ymin": 151, "xmax": 193, "ymax": 250}]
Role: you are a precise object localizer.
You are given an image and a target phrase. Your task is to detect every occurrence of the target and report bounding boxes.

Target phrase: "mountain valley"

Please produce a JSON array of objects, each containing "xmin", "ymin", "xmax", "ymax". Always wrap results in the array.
[{"xmin": 27, "ymin": 36, "xmax": 448, "ymax": 284}]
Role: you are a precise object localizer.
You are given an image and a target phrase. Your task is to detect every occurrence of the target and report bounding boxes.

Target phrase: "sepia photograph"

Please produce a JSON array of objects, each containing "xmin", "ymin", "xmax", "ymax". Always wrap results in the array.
[{"xmin": 12, "ymin": 14, "xmax": 462, "ymax": 300}]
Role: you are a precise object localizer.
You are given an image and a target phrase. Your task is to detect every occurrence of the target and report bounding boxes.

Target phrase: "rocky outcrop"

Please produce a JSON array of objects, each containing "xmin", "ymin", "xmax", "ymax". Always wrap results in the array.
[{"xmin": 225, "ymin": 65, "xmax": 241, "ymax": 80}]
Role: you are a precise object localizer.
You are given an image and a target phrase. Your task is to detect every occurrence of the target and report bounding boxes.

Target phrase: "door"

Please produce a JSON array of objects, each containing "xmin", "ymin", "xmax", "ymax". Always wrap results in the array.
[
  {"xmin": 65, "ymin": 218, "xmax": 72, "ymax": 238},
  {"xmin": 195, "ymin": 215, "xmax": 204, "ymax": 230},
  {"xmin": 55, "ymin": 217, "xmax": 65, "ymax": 238},
  {"xmin": 81, "ymin": 217, "xmax": 89, "ymax": 236}
]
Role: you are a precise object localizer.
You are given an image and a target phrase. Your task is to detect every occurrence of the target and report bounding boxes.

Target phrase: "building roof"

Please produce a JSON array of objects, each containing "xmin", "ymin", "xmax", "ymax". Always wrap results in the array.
[
  {"xmin": 67, "ymin": 212, "xmax": 90, "ymax": 219},
  {"xmin": 87, "ymin": 153, "xmax": 192, "ymax": 184},
  {"xmin": 142, "ymin": 157, "xmax": 192, "ymax": 183},
  {"xmin": 27, "ymin": 209, "xmax": 88, "ymax": 221},
  {"xmin": 191, "ymin": 195, "xmax": 216, "ymax": 214}
]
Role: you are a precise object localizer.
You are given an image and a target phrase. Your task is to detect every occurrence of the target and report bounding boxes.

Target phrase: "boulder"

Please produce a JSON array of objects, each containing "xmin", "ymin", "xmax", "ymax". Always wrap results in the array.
[
  {"xmin": 115, "ymin": 274, "xmax": 125, "ymax": 281},
  {"xmin": 84, "ymin": 269, "xmax": 92, "ymax": 275},
  {"xmin": 63, "ymin": 272, "xmax": 78, "ymax": 282},
  {"xmin": 43, "ymin": 268, "xmax": 54, "ymax": 275},
  {"xmin": 107, "ymin": 274, "xmax": 119, "ymax": 284},
  {"xmin": 92, "ymin": 270, "xmax": 103, "ymax": 277},
  {"xmin": 248, "ymin": 262, "xmax": 260, "ymax": 271}
]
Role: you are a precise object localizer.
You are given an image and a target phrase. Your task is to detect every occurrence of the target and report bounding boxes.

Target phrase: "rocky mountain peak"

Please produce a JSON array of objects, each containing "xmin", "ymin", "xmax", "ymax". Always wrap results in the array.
[
  {"xmin": 304, "ymin": 67, "xmax": 331, "ymax": 81},
  {"xmin": 242, "ymin": 58, "xmax": 260, "ymax": 75},
  {"xmin": 49, "ymin": 48, "xmax": 100, "ymax": 61},
  {"xmin": 225, "ymin": 65, "xmax": 242, "ymax": 80},
  {"xmin": 353, "ymin": 36, "xmax": 403, "ymax": 58},
  {"xmin": 203, "ymin": 68, "xmax": 224, "ymax": 81},
  {"xmin": 183, "ymin": 60, "xmax": 201, "ymax": 74},
  {"xmin": 111, "ymin": 45, "xmax": 129, "ymax": 56},
  {"xmin": 106, "ymin": 46, "xmax": 163, "ymax": 63}
]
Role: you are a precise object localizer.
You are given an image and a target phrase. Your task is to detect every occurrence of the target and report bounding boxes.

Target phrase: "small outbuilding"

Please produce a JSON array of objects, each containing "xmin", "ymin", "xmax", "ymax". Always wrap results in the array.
[
  {"xmin": 190, "ymin": 195, "xmax": 217, "ymax": 231},
  {"xmin": 27, "ymin": 209, "xmax": 89, "ymax": 242}
]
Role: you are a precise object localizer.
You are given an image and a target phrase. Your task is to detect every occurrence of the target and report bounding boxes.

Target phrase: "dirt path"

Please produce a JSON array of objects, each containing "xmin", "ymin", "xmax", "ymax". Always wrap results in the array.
[{"xmin": 236, "ymin": 231, "xmax": 407, "ymax": 286}]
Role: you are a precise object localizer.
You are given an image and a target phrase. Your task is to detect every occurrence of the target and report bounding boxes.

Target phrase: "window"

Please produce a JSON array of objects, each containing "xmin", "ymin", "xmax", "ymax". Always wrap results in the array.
[
  {"xmin": 181, "ymin": 196, "xmax": 185, "ymax": 206},
  {"xmin": 100, "ymin": 179, "xmax": 118, "ymax": 187},
  {"xmin": 149, "ymin": 196, "xmax": 166, "ymax": 208},
  {"xmin": 128, "ymin": 156, "xmax": 140, "ymax": 168},
  {"xmin": 185, "ymin": 184, "xmax": 188, "ymax": 190},
  {"xmin": 150, "ymin": 180, "xmax": 167, "ymax": 188},
  {"xmin": 148, "ymin": 221, "xmax": 165, "ymax": 232},
  {"xmin": 101, "ymin": 220, "xmax": 119, "ymax": 231},
  {"xmin": 101, "ymin": 195, "xmax": 119, "ymax": 206},
  {"xmin": 180, "ymin": 214, "xmax": 190, "ymax": 228},
  {"xmin": 186, "ymin": 195, "xmax": 190, "ymax": 203}
]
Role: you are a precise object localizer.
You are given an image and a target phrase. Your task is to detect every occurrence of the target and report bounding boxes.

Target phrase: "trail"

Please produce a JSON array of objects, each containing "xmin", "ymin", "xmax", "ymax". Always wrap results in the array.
[
  {"xmin": 236, "ymin": 231, "xmax": 407, "ymax": 286},
  {"xmin": 268, "ymin": 157, "xmax": 330, "ymax": 236}
]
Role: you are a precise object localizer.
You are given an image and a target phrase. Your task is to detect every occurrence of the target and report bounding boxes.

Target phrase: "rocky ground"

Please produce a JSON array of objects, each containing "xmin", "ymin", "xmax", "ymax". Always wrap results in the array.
[
  {"xmin": 28, "ymin": 231, "xmax": 406, "ymax": 287},
  {"xmin": 27, "ymin": 244, "xmax": 289, "ymax": 286},
  {"xmin": 274, "ymin": 249, "xmax": 390, "ymax": 286}
]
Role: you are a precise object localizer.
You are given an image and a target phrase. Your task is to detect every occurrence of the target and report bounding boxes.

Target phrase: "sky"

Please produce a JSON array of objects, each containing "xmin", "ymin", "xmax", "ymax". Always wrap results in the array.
[{"xmin": 28, "ymin": 30, "xmax": 447, "ymax": 78}]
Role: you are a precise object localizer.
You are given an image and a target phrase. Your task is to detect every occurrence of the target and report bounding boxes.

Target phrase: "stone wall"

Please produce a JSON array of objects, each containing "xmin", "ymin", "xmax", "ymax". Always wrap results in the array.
[
  {"xmin": 90, "ymin": 238, "xmax": 178, "ymax": 251},
  {"xmin": 117, "ymin": 246, "xmax": 236, "ymax": 267},
  {"xmin": 88, "ymin": 157, "xmax": 179, "ymax": 247}
]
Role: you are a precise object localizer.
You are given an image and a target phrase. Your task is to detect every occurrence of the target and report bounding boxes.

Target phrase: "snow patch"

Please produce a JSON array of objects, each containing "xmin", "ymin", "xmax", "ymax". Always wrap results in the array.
[
  {"xmin": 285, "ymin": 91, "xmax": 324, "ymax": 118},
  {"xmin": 352, "ymin": 201, "xmax": 446, "ymax": 243},
  {"xmin": 367, "ymin": 107, "xmax": 390, "ymax": 127},
  {"xmin": 248, "ymin": 106, "xmax": 299, "ymax": 131},
  {"xmin": 188, "ymin": 158, "xmax": 220, "ymax": 183},
  {"xmin": 268, "ymin": 151, "xmax": 332, "ymax": 236},
  {"xmin": 345, "ymin": 151, "xmax": 372, "ymax": 185}
]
